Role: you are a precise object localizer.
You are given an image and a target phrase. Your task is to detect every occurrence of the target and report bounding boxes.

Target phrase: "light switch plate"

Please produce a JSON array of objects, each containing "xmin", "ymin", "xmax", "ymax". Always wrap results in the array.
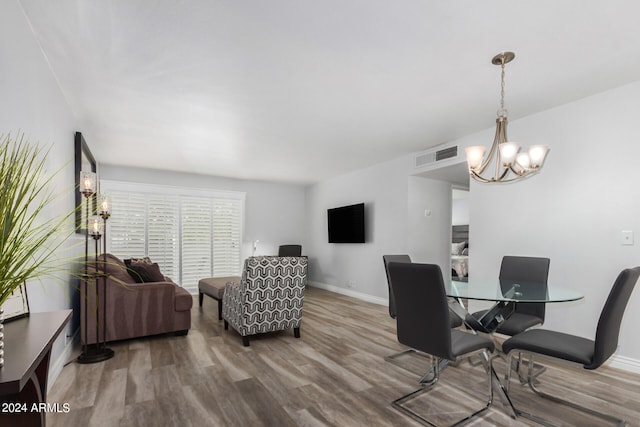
[{"xmin": 621, "ymin": 230, "xmax": 634, "ymax": 246}]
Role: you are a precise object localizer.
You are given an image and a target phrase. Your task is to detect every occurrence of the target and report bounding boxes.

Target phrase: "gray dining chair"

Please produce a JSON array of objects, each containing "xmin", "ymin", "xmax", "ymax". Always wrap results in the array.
[
  {"xmin": 383, "ymin": 255, "xmax": 463, "ymax": 369},
  {"xmin": 471, "ymin": 256, "xmax": 549, "ymax": 378},
  {"xmin": 501, "ymin": 266, "xmax": 640, "ymax": 426},
  {"xmin": 278, "ymin": 244, "xmax": 302, "ymax": 257},
  {"xmin": 472, "ymin": 256, "xmax": 550, "ymax": 335},
  {"xmin": 387, "ymin": 262, "xmax": 495, "ymax": 426},
  {"xmin": 383, "ymin": 254, "xmax": 411, "ymax": 319},
  {"xmin": 383, "ymin": 255, "xmax": 462, "ymax": 328}
]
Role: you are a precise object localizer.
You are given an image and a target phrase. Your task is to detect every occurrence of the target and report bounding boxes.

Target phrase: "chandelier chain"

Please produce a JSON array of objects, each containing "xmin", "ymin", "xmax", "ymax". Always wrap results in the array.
[{"xmin": 500, "ymin": 61, "xmax": 506, "ymax": 116}]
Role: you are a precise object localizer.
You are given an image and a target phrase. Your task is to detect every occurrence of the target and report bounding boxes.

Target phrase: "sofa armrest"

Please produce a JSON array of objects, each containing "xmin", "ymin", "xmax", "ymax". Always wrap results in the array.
[{"xmin": 106, "ymin": 280, "xmax": 178, "ymax": 340}]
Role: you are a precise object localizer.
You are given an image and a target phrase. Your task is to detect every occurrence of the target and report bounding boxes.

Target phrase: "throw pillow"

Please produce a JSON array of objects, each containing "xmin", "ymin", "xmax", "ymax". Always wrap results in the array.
[
  {"xmin": 125, "ymin": 260, "xmax": 166, "ymax": 283},
  {"xmin": 124, "ymin": 256, "xmax": 153, "ymax": 266},
  {"xmin": 451, "ymin": 241, "xmax": 466, "ymax": 256}
]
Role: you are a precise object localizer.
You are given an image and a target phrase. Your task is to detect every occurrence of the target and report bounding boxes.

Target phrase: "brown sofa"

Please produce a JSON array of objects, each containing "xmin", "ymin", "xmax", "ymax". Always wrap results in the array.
[{"xmin": 80, "ymin": 254, "xmax": 192, "ymax": 344}]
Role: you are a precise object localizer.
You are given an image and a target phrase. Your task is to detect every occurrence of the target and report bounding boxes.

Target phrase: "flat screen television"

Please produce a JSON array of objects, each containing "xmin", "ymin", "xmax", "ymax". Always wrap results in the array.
[{"xmin": 328, "ymin": 203, "xmax": 365, "ymax": 243}]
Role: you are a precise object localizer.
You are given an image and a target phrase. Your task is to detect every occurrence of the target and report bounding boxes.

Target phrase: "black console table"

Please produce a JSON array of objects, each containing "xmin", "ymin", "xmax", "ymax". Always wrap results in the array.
[{"xmin": 0, "ymin": 310, "xmax": 72, "ymax": 427}]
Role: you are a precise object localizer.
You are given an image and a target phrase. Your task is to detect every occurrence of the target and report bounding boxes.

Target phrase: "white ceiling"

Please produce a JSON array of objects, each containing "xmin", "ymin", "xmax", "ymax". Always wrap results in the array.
[{"xmin": 19, "ymin": 0, "xmax": 640, "ymax": 185}]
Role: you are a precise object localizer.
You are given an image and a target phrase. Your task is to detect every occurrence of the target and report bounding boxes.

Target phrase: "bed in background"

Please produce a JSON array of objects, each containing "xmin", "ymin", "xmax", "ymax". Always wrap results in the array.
[{"xmin": 451, "ymin": 224, "xmax": 469, "ymax": 281}]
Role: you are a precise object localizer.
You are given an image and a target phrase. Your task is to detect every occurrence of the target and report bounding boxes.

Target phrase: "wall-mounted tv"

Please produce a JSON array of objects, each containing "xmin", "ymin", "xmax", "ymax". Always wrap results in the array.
[{"xmin": 328, "ymin": 203, "xmax": 365, "ymax": 243}]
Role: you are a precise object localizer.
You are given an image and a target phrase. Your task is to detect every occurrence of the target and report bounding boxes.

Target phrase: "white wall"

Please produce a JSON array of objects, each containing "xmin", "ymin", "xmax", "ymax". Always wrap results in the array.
[
  {"xmin": 407, "ymin": 176, "xmax": 452, "ymax": 280},
  {"xmin": 463, "ymin": 81, "xmax": 640, "ymax": 362},
  {"xmin": 305, "ymin": 155, "xmax": 451, "ymax": 301},
  {"xmin": 100, "ymin": 165, "xmax": 307, "ymax": 259},
  {"xmin": 1, "ymin": 0, "xmax": 80, "ymax": 384}
]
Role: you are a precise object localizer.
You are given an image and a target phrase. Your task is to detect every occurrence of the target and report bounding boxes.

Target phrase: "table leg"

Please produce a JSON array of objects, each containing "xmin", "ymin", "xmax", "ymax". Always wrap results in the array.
[
  {"xmin": 449, "ymin": 298, "xmax": 519, "ymax": 419},
  {"xmin": 0, "ymin": 350, "xmax": 51, "ymax": 427}
]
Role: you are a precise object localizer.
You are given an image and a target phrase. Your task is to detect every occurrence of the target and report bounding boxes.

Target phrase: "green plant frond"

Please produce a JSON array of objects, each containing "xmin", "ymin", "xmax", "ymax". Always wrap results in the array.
[{"xmin": 0, "ymin": 132, "xmax": 77, "ymax": 306}]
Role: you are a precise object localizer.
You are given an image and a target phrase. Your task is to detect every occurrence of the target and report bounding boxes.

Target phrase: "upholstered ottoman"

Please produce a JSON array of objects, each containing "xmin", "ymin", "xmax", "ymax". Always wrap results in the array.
[{"xmin": 198, "ymin": 276, "xmax": 240, "ymax": 320}]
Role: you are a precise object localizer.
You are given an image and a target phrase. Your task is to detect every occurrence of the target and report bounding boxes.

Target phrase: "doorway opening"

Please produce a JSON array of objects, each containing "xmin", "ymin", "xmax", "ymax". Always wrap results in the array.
[{"xmin": 451, "ymin": 189, "xmax": 469, "ymax": 282}]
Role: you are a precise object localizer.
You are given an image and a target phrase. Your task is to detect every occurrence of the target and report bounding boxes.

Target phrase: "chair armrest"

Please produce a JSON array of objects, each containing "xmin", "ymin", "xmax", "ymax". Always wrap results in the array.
[
  {"xmin": 222, "ymin": 281, "xmax": 243, "ymax": 308},
  {"xmin": 222, "ymin": 280, "xmax": 244, "ymax": 326}
]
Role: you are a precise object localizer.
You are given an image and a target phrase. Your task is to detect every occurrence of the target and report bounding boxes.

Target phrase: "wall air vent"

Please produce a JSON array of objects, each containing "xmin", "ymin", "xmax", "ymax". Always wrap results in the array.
[
  {"xmin": 414, "ymin": 145, "xmax": 460, "ymax": 168},
  {"xmin": 415, "ymin": 152, "xmax": 435, "ymax": 167},
  {"xmin": 435, "ymin": 146, "xmax": 458, "ymax": 161}
]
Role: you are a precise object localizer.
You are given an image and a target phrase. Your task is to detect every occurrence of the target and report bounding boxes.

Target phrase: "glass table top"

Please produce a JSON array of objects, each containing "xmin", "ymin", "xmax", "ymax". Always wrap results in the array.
[{"xmin": 445, "ymin": 280, "xmax": 583, "ymax": 303}]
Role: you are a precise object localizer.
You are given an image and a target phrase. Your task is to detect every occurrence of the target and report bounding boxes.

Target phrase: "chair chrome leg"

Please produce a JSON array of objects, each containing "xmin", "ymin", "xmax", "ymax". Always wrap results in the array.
[
  {"xmin": 392, "ymin": 360, "xmax": 441, "ymax": 427},
  {"xmin": 417, "ymin": 358, "xmax": 449, "ymax": 385},
  {"xmin": 384, "ymin": 349, "xmax": 426, "ymax": 374},
  {"xmin": 385, "ymin": 348, "xmax": 449, "ymax": 379},
  {"xmin": 504, "ymin": 352, "xmax": 514, "ymax": 393},
  {"xmin": 516, "ymin": 353, "xmax": 547, "ymax": 384},
  {"xmin": 392, "ymin": 353, "xmax": 494, "ymax": 427},
  {"xmin": 526, "ymin": 371, "xmax": 626, "ymax": 426},
  {"xmin": 504, "ymin": 352, "xmax": 626, "ymax": 427},
  {"xmin": 504, "ymin": 352, "xmax": 547, "ymax": 384}
]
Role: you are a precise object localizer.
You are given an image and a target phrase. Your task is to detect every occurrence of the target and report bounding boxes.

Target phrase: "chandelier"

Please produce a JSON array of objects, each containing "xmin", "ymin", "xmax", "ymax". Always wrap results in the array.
[{"xmin": 465, "ymin": 52, "xmax": 549, "ymax": 183}]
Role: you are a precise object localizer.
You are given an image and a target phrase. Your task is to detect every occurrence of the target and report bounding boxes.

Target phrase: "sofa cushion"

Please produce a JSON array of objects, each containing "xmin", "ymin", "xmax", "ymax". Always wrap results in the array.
[
  {"xmin": 126, "ymin": 262, "xmax": 166, "ymax": 283},
  {"xmin": 174, "ymin": 286, "xmax": 193, "ymax": 312}
]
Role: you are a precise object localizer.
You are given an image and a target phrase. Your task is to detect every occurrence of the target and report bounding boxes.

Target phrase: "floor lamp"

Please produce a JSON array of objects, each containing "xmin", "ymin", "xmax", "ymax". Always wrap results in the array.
[{"xmin": 77, "ymin": 172, "xmax": 114, "ymax": 364}]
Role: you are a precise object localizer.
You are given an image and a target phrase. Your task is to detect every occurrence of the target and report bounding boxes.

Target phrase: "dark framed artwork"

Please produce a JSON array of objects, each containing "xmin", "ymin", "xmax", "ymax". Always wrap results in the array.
[
  {"xmin": 1, "ymin": 283, "xmax": 30, "ymax": 322},
  {"xmin": 75, "ymin": 132, "xmax": 97, "ymax": 233}
]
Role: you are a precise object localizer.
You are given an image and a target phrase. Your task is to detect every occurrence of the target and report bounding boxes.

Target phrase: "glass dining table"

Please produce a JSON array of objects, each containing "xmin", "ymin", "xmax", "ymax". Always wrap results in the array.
[
  {"xmin": 445, "ymin": 280, "xmax": 583, "ymax": 333},
  {"xmin": 444, "ymin": 279, "xmax": 583, "ymax": 418}
]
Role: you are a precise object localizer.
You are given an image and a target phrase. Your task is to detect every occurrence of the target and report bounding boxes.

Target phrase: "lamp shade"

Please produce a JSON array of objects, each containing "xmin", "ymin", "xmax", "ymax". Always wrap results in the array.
[
  {"xmin": 98, "ymin": 194, "xmax": 111, "ymax": 216},
  {"xmin": 89, "ymin": 216, "xmax": 103, "ymax": 237},
  {"xmin": 79, "ymin": 171, "xmax": 97, "ymax": 195},
  {"xmin": 528, "ymin": 145, "xmax": 550, "ymax": 168},
  {"xmin": 516, "ymin": 152, "xmax": 531, "ymax": 170},
  {"xmin": 465, "ymin": 146, "xmax": 486, "ymax": 171},
  {"xmin": 498, "ymin": 142, "xmax": 520, "ymax": 166}
]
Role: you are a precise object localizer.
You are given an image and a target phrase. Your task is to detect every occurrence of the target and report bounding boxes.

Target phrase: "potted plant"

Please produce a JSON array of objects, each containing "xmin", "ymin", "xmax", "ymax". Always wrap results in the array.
[{"xmin": 0, "ymin": 133, "xmax": 75, "ymax": 368}]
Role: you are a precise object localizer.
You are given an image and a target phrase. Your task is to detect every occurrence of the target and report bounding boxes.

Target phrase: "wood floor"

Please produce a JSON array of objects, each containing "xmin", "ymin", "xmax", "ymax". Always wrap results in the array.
[{"xmin": 48, "ymin": 287, "xmax": 640, "ymax": 426}]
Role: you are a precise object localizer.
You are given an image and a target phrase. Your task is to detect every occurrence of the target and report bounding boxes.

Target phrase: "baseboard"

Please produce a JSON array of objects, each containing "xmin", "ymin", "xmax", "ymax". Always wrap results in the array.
[
  {"xmin": 48, "ymin": 328, "xmax": 79, "ymax": 392},
  {"xmin": 308, "ymin": 281, "xmax": 388, "ymax": 306},
  {"xmin": 607, "ymin": 354, "xmax": 640, "ymax": 374}
]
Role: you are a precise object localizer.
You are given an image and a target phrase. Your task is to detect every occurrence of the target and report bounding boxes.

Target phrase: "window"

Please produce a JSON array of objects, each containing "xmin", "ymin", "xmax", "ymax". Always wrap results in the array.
[
  {"xmin": 102, "ymin": 181, "xmax": 245, "ymax": 292},
  {"xmin": 180, "ymin": 197, "xmax": 212, "ymax": 290}
]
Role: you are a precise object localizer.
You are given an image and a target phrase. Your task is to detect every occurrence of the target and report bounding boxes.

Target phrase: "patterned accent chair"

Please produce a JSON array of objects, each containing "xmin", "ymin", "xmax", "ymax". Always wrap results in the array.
[{"xmin": 222, "ymin": 256, "xmax": 307, "ymax": 346}]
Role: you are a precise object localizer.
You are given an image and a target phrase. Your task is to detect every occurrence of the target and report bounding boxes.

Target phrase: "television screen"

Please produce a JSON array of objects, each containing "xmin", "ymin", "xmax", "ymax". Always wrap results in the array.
[{"xmin": 328, "ymin": 203, "xmax": 365, "ymax": 243}]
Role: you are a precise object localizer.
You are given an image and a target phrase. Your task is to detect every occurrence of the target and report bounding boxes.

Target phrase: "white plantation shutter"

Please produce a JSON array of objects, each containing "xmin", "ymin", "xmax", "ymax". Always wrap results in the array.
[
  {"xmin": 213, "ymin": 198, "xmax": 242, "ymax": 276},
  {"xmin": 147, "ymin": 195, "xmax": 180, "ymax": 280},
  {"xmin": 102, "ymin": 181, "xmax": 244, "ymax": 292},
  {"xmin": 109, "ymin": 191, "xmax": 146, "ymax": 258},
  {"xmin": 181, "ymin": 197, "xmax": 213, "ymax": 289}
]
